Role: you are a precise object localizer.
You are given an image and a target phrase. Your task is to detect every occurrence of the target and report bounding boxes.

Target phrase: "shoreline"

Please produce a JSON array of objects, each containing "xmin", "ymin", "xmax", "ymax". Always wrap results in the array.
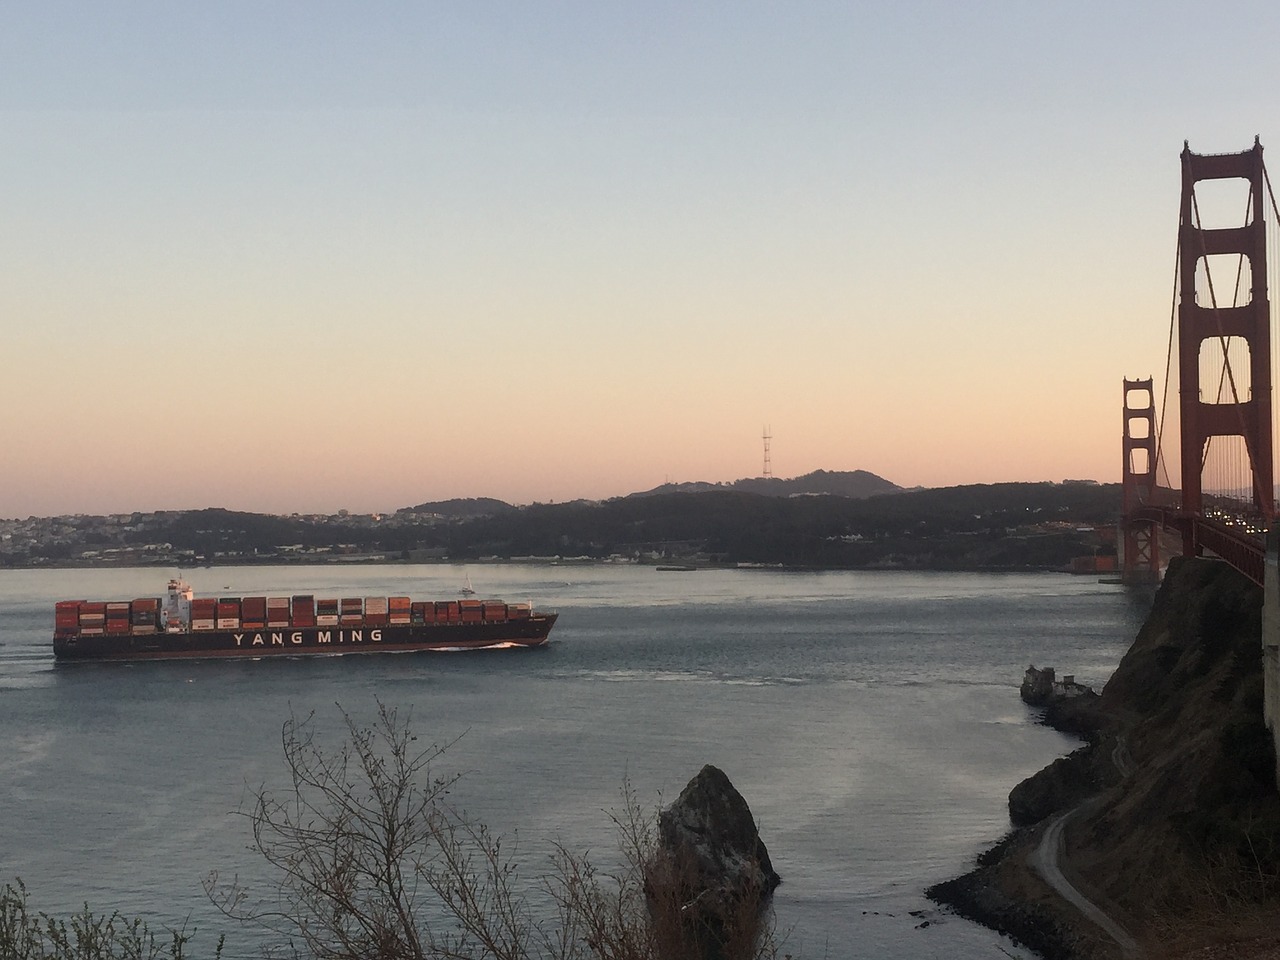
[
  {"xmin": 928, "ymin": 558, "xmax": 1280, "ymax": 960},
  {"xmin": 926, "ymin": 678, "xmax": 1123, "ymax": 959}
]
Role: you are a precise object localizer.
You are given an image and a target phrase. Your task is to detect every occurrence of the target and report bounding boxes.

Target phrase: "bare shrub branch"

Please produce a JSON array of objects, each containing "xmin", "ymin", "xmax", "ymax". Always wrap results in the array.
[
  {"xmin": 0, "ymin": 879, "xmax": 213, "ymax": 960},
  {"xmin": 206, "ymin": 702, "xmax": 782, "ymax": 960}
]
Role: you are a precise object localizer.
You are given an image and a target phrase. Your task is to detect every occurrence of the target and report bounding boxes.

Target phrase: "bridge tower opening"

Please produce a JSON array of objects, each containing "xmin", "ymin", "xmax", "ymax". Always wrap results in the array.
[
  {"xmin": 1178, "ymin": 139, "xmax": 1274, "ymax": 529},
  {"xmin": 1121, "ymin": 378, "xmax": 1160, "ymax": 583}
]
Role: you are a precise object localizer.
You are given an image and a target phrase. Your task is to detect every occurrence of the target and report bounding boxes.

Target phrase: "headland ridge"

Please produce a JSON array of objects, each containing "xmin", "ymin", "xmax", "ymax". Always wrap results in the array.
[
  {"xmin": 930, "ymin": 556, "xmax": 1280, "ymax": 959},
  {"xmin": 2, "ymin": 476, "xmax": 1117, "ymax": 572}
]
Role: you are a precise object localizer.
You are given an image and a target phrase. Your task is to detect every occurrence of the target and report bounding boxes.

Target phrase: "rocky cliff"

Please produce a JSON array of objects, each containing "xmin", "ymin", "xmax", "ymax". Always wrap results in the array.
[{"xmin": 930, "ymin": 557, "xmax": 1280, "ymax": 959}]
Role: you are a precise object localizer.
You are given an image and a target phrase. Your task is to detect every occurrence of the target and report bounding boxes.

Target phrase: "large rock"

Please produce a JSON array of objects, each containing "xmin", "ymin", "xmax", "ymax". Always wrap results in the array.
[
  {"xmin": 647, "ymin": 765, "xmax": 780, "ymax": 960},
  {"xmin": 1020, "ymin": 664, "xmax": 1055, "ymax": 705},
  {"xmin": 1007, "ymin": 747, "xmax": 1098, "ymax": 826}
]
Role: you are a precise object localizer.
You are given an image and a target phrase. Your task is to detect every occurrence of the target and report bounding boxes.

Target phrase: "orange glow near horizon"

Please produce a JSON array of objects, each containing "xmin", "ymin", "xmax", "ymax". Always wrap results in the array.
[{"xmin": 3, "ymin": 6, "xmax": 1270, "ymax": 517}]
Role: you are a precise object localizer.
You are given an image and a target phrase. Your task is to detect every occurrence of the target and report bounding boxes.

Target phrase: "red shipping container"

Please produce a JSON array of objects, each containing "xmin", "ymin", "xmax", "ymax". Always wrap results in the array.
[
  {"xmin": 291, "ymin": 595, "xmax": 316, "ymax": 628},
  {"xmin": 55, "ymin": 601, "xmax": 82, "ymax": 636},
  {"xmin": 55, "ymin": 600, "xmax": 82, "ymax": 630},
  {"xmin": 267, "ymin": 597, "xmax": 292, "ymax": 627}
]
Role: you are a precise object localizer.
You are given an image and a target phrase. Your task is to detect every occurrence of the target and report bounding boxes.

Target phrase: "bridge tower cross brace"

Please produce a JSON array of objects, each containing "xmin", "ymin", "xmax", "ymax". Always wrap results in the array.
[
  {"xmin": 1178, "ymin": 140, "xmax": 1274, "ymax": 541},
  {"xmin": 1122, "ymin": 378, "xmax": 1160, "ymax": 583}
]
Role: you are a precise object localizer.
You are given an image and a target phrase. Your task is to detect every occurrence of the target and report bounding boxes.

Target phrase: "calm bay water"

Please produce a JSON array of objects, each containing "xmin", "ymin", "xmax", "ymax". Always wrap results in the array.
[{"xmin": 0, "ymin": 564, "xmax": 1152, "ymax": 959}]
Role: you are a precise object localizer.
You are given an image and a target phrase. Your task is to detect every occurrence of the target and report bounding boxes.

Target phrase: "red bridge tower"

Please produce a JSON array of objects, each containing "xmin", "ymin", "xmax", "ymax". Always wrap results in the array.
[
  {"xmin": 1121, "ymin": 378, "xmax": 1160, "ymax": 583},
  {"xmin": 1178, "ymin": 139, "xmax": 1273, "ymax": 525}
]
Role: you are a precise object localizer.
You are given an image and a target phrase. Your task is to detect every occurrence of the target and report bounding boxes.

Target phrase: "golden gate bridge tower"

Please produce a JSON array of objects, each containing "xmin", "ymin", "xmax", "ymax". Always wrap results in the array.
[{"xmin": 1122, "ymin": 138, "xmax": 1277, "ymax": 587}]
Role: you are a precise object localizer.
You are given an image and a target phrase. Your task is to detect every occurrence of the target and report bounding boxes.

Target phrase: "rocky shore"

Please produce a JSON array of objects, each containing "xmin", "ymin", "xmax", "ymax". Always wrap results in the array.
[{"xmin": 928, "ymin": 557, "xmax": 1280, "ymax": 959}]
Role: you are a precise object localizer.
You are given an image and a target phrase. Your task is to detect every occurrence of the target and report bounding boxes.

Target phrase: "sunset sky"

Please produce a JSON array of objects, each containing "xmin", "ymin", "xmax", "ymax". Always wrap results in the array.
[{"xmin": 4, "ymin": 2, "xmax": 1280, "ymax": 516}]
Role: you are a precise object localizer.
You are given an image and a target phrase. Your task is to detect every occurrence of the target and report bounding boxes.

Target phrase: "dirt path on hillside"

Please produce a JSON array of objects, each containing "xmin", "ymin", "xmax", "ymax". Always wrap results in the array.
[
  {"xmin": 1030, "ymin": 797, "xmax": 1140, "ymax": 957},
  {"xmin": 1028, "ymin": 737, "xmax": 1141, "ymax": 957}
]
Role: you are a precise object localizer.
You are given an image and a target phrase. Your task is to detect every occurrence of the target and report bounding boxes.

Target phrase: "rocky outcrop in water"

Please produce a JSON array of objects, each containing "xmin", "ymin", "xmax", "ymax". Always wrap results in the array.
[
  {"xmin": 1021, "ymin": 665, "xmax": 1058, "ymax": 705},
  {"xmin": 1020, "ymin": 665, "xmax": 1103, "ymax": 737},
  {"xmin": 646, "ymin": 764, "xmax": 779, "ymax": 960}
]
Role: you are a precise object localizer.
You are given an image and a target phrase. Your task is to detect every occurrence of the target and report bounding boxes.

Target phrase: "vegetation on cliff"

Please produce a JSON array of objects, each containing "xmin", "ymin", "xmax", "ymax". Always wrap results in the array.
[{"xmin": 932, "ymin": 557, "xmax": 1280, "ymax": 959}]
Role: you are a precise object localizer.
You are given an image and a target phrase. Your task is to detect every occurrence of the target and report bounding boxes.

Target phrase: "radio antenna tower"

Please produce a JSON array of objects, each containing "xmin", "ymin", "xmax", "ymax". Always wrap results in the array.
[{"xmin": 762, "ymin": 426, "xmax": 772, "ymax": 479}]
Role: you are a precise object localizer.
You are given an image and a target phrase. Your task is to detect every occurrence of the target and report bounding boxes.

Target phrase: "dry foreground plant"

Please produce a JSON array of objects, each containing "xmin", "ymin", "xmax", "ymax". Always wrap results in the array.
[
  {"xmin": 3, "ymin": 703, "xmax": 780, "ymax": 960},
  {"xmin": 198, "ymin": 702, "xmax": 781, "ymax": 960}
]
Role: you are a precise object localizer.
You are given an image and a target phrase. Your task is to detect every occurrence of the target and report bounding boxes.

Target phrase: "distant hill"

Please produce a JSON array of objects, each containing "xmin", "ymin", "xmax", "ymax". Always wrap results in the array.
[
  {"xmin": 401, "ymin": 497, "xmax": 515, "ymax": 518},
  {"xmin": 631, "ymin": 469, "xmax": 901, "ymax": 500},
  {"xmin": 4, "ymin": 480, "xmax": 1118, "ymax": 570}
]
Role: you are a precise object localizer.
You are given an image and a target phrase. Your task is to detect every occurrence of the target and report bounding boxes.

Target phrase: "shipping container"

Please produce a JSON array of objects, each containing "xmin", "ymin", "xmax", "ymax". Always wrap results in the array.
[
  {"xmin": 363, "ymin": 596, "xmax": 388, "ymax": 625},
  {"xmin": 131, "ymin": 598, "xmax": 161, "ymax": 634},
  {"xmin": 508, "ymin": 603, "xmax": 532, "ymax": 620},
  {"xmin": 411, "ymin": 602, "xmax": 427, "ymax": 625},
  {"xmin": 56, "ymin": 601, "xmax": 82, "ymax": 635},
  {"xmin": 388, "ymin": 596, "xmax": 411, "ymax": 625},
  {"xmin": 340, "ymin": 598, "xmax": 363, "ymax": 626},
  {"xmin": 291, "ymin": 595, "xmax": 316, "ymax": 628},
  {"xmin": 131, "ymin": 598, "xmax": 160, "ymax": 617},
  {"xmin": 79, "ymin": 602, "xmax": 106, "ymax": 626},
  {"xmin": 216, "ymin": 599, "xmax": 241, "ymax": 630},
  {"xmin": 317, "ymin": 598, "xmax": 340, "ymax": 627},
  {"xmin": 267, "ymin": 597, "xmax": 291, "ymax": 627},
  {"xmin": 241, "ymin": 597, "xmax": 268, "ymax": 627},
  {"xmin": 481, "ymin": 602, "xmax": 507, "ymax": 621}
]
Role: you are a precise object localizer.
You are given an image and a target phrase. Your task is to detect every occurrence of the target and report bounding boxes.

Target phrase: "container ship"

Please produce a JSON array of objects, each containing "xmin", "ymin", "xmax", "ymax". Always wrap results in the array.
[{"xmin": 53, "ymin": 579, "xmax": 557, "ymax": 662}]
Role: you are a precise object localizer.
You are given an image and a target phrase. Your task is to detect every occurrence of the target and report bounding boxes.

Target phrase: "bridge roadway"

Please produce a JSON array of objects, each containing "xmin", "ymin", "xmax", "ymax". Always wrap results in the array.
[{"xmin": 1128, "ymin": 507, "xmax": 1266, "ymax": 587}]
